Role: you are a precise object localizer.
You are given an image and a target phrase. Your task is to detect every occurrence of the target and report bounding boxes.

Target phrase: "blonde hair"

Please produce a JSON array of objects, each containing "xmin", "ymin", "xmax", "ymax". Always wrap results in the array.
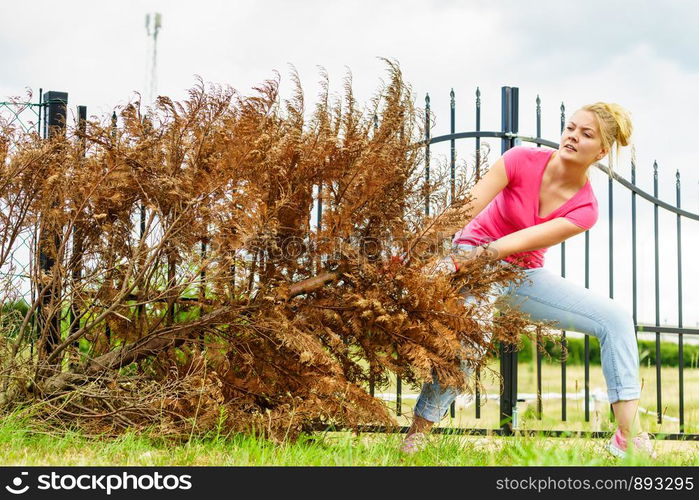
[{"xmin": 580, "ymin": 102, "xmax": 633, "ymax": 178}]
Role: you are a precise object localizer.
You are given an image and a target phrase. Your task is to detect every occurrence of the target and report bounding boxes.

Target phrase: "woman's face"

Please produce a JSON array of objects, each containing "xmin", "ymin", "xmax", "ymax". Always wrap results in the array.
[{"xmin": 559, "ymin": 109, "xmax": 607, "ymax": 166}]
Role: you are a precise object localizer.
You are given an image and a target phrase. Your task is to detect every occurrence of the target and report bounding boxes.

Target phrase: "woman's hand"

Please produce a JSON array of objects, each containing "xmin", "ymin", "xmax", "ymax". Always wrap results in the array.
[
  {"xmin": 382, "ymin": 244, "xmax": 499, "ymax": 279},
  {"xmin": 427, "ymin": 244, "xmax": 498, "ymax": 277}
]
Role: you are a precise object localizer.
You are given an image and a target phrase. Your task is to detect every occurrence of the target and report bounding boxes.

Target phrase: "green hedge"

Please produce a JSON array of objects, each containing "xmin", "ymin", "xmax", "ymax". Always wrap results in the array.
[
  {"xmin": 518, "ymin": 335, "xmax": 699, "ymax": 368},
  {"xmin": 0, "ymin": 300, "xmax": 30, "ymax": 337}
]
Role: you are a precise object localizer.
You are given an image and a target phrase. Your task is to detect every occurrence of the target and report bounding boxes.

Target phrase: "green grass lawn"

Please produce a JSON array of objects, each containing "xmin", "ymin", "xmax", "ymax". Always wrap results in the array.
[
  {"xmin": 0, "ymin": 415, "xmax": 696, "ymax": 466},
  {"xmin": 1, "ymin": 359, "xmax": 697, "ymax": 466}
]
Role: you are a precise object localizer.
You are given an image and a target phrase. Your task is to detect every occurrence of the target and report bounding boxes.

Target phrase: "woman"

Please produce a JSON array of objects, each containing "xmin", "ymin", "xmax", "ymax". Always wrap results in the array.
[{"xmin": 401, "ymin": 102, "xmax": 655, "ymax": 459}]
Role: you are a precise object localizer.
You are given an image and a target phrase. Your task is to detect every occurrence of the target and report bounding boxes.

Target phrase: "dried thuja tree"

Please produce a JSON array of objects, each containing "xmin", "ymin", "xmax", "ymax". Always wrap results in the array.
[{"xmin": 0, "ymin": 62, "xmax": 551, "ymax": 439}]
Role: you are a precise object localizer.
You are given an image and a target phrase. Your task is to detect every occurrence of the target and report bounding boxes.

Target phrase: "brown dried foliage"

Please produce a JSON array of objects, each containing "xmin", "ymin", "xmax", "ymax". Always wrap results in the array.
[{"xmin": 0, "ymin": 62, "xmax": 552, "ymax": 441}]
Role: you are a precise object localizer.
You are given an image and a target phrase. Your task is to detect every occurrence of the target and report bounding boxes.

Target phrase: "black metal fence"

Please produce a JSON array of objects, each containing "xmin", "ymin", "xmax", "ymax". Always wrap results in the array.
[{"xmin": 384, "ymin": 86, "xmax": 698, "ymax": 440}]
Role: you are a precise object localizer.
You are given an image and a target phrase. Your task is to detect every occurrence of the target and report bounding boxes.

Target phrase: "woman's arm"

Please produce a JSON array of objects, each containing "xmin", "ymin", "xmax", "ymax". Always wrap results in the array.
[
  {"xmin": 486, "ymin": 217, "xmax": 588, "ymax": 260},
  {"xmin": 420, "ymin": 156, "xmax": 509, "ymax": 242},
  {"xmin": 464, "ymin": 155, "xmax": 510, "ymax": 221}
]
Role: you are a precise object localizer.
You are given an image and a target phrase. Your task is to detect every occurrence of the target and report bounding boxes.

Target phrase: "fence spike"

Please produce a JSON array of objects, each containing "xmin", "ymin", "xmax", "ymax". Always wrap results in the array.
[{"xmin": 560, "ymin": 102, "xmax": 566, "ymax": 133}]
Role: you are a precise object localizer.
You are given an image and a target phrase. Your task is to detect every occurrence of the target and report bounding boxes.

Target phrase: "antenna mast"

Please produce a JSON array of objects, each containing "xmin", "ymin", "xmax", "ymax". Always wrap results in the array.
[{"xmin": 145, "ymin": 12, "xmax": 162, "ymax": 104}]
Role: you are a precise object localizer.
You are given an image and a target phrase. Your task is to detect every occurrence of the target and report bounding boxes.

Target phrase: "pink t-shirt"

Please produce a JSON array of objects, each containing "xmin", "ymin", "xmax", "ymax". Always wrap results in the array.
[{"xmin": 453, "ymin": 146, "xmax": 598, "ymax": 268}]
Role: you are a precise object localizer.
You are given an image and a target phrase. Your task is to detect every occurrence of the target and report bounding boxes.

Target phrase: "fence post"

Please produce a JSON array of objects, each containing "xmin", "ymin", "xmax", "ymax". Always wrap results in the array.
[
  {"xmin": 37, "ymin": 91, "xmax": 68, "ymax": 370},
  {"xmin": 653, "ymin": 160, "xmax": 662, "ymax": 424},
  {"xmin": 42, "ymin": 91, "xmax": 68, "ymax": 140},
  {"xmin": 676, "ymin": 169, "xmax": 684, "ymax": 433},
  {"xmin": 499, "ymin": 86, "xmax": 518, "ymax": 434},
  {"xmin": 68, "ymin": 105, "xmax": 87, "ymax": 366}
]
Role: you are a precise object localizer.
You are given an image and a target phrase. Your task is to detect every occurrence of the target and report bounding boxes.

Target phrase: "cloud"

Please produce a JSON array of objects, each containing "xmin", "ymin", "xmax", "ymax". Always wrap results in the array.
[{"xmin": 491, "ymin": 0, "xmax": 699, "ymax": 71}]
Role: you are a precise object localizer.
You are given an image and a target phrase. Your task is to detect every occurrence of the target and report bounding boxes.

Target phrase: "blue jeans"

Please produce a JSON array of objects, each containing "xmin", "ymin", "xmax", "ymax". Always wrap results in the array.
[{"xmin": 413, "ymin": 243, "xmax": 641, "ymax": 423}]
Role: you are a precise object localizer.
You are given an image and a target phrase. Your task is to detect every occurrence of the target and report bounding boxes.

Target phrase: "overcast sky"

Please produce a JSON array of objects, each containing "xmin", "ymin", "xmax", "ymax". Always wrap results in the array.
[{"xmin": 1, "ymin": 0, "xmax": 697, "ymax": 329}]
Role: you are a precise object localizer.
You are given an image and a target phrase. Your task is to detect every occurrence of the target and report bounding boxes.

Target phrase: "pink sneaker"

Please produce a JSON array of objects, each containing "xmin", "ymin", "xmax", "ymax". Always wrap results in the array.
[
  {"xmin": 607, "ymin": 429, "xmax": 657, "ymax": 459},
  {"xmin": 400, "ymin": 432, "xmax": 428, "ymax": 455}
]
